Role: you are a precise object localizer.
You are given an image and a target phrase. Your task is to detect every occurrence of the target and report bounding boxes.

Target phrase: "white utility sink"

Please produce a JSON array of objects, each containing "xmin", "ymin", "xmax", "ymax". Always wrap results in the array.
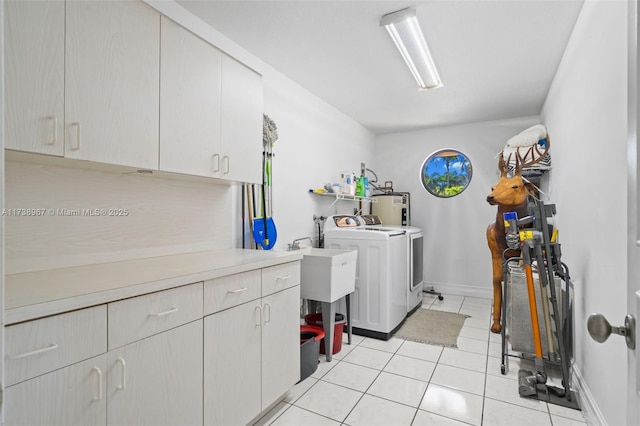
[{"xmin": 300, "ymin": 248, "xmax": 357, "ymax": 303}]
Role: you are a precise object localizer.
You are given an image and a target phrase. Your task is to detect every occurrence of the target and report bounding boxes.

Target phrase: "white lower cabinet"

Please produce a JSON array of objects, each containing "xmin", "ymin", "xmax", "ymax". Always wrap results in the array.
[
  {"xmin": 4, "ymin": 355, "xmax": 108, "ymax": 426},
  {"xmin": 204, "ymin": 299, "xmax": 262, "ymax": 426},
  {"xmin": 5, "ymin": 321, "xmax": 203, "ymax": 426},
  {"xmin": 4, "ymin": 262, "xmax": 300, "ymax": 426},
  {"xmin": 107, "ymin": 320, "xmax": 203, "ymax": 426},
  {"xmin": 4, "ymin": 305, "xmax": 108, "ymax": 426},
  {"xmin": 204, "ymin": 285, "xmax": 300, "ymax": 425},
  {"xmin": 261, "ymin": 286, "xmax": 301, "ymax": 408}
]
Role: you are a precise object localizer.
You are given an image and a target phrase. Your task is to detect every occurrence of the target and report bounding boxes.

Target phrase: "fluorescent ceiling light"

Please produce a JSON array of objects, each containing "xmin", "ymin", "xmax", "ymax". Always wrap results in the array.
[{"xmin": 380, "ymin": 7, "xmax": 443, "ymax": 90}]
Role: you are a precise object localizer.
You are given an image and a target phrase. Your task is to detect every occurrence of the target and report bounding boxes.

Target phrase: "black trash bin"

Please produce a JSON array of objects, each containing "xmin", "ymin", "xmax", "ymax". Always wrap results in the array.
[{"xmin": 299, "ymin": 325, "xmax": 325, "ymax": 382}]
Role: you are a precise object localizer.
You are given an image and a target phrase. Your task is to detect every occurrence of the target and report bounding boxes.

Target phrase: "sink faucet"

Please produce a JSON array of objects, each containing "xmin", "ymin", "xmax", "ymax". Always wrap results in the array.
[{"xmin": 289, "ymin": 237, "xmax": 313, "ymax": 251}]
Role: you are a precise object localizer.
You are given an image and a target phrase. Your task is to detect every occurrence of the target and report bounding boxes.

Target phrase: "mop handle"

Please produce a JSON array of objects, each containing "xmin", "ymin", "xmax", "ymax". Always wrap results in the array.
[{"xmin": 524, "ymin": 263, "xmax": 544, "ymax": 359}]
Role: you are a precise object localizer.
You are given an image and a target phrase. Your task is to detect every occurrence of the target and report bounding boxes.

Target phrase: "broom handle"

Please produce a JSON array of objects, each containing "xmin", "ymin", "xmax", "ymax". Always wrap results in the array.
[
  {"xmin": 241, "ymin": 184, "xmax": 245, "ymax": 249},
  {"xmin": 262, "ymin": 146, "xmax": 268, "ymax": 245},
  {"xmin": 262, "ymin": 183, "xmax": 268, "ymax": 243},
  {"xmin": 524, "ymin": 263, "xmax": 544, "ymax": 359},
  {"xmin": 247, "ymin": 184, "xmax": 255, "ymax": 249}
]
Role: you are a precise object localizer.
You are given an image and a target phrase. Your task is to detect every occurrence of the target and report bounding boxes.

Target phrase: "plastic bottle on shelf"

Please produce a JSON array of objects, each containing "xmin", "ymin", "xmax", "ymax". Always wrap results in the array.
[
  {"xmin": 340, "ymin": 171, "xmax": 356, "ymax": 195},
  {"xmin": 356, "ymin": 176, "xmax": 365, "ymax": 197},
  {"xmin": 350, "ymin": 172, "xmax": 357, "ymax": 195}
]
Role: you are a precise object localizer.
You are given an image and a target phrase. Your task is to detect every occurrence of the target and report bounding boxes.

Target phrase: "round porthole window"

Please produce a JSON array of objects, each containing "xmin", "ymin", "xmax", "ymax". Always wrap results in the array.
[{"xmin": 420, "ymin": 149, "xmax": 473, "ymax": 198}]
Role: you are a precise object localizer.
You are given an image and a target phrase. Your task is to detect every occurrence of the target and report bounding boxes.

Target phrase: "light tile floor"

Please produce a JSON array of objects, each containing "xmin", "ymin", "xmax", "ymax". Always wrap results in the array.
[{"xmin": 254, "ymin": 294, "xmax": 588, "ymax": 426}]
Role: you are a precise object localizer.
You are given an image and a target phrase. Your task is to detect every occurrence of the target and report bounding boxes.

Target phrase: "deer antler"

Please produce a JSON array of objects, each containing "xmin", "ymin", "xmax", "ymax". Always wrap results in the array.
[
  {"xmin": 499, "ymin": 134, "xmax": 551, "ymax": 177},
  {"xmin": 498, "ymin": 152, "xmax": 509, "ymax": 177},
  {"xmin": 516, "ymin": 135, "xmax": 551, "ymax": 170}
]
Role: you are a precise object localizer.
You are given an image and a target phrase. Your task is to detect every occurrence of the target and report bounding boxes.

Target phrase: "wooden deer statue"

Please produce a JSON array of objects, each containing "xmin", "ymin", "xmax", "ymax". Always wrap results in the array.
[{"xmin": 486, "ymin": 142, "xmax": 550, "ymax": 333}]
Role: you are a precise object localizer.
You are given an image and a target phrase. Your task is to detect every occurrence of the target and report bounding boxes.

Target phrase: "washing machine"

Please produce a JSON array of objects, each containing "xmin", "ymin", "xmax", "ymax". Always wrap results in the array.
[
  {"xmin": 323, "ymin": 215, "xmax": 408, "ymax": 340},
  {"xmin": 360, "ymin": 215, "xmax": 424, "ymax": 315}
]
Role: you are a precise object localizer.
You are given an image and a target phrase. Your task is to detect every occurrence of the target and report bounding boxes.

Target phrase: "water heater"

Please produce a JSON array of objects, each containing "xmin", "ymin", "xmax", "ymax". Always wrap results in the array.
[{"xmin": 370, "ymin": 193, "xmax": 410, "ymax": 226}]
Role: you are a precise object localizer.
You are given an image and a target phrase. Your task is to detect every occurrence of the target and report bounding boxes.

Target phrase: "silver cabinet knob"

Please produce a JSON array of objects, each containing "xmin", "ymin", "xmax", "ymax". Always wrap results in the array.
[{"xmin": 587, "ymin": 313, "xmax": 636, "ymax": 350}]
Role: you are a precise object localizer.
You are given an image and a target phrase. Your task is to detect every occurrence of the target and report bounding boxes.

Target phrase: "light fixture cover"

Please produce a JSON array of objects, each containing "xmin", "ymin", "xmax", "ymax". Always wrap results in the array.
[{"xmin": 380, "ymin": 7, "xmax": 443, "ymax": 90}]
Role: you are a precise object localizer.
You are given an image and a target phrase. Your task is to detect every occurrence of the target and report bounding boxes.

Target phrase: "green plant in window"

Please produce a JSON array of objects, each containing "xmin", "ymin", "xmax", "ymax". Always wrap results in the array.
[{"xmin": 420, "ymin": 150, "xmax": 472, "ymax": 198}]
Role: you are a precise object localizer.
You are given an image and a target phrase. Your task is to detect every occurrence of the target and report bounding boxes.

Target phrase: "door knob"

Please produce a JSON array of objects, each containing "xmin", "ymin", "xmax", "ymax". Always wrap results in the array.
[{"xmin": 587, "ymin": 313, "xmax": 636, "ymax": 350}]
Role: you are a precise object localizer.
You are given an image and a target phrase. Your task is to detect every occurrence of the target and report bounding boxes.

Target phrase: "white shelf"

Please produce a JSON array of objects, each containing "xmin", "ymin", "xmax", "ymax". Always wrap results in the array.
[{"xmin": 310, "ymin": 192, "xmax": 377, "ymax": 203}]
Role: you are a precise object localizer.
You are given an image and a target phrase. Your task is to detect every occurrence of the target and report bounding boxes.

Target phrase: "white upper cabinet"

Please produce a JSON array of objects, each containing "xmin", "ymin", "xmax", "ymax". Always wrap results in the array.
[
  {"xmin": 220, "ymin": 54, "xmax": 264, "ymax": 184},
  {"xmin": 5, "ymin": 1, "xmax": 262, "ymax": 181},
  {"xmin": 160, "ymin": 16, "xmax": 264, "ymax": 183},
  {"xmin": 65, "ymin": 1, "xmax": 160, "ymax": 170},
  {"xmin": 159, "ymin": 17, "xmax": 222, "ymax": 177},
  {"xmin": 4, "ymin": 0, "xmax": 65, "ymax": 156}
]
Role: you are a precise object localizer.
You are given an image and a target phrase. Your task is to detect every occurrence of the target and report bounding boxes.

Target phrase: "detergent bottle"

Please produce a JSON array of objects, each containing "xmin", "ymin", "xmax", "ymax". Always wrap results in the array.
[{"xmin": 356, "ymin": 175, "xmax": 365, "ymax": 197}]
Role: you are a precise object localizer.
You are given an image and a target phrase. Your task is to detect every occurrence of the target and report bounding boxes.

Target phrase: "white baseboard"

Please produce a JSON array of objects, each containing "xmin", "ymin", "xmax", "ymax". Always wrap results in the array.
[
  {"xmin": 572, "ymin": 361, "xmax": 606, "ymax": 425},
  {"xmin": 423, "ymin": 281, "xmax": 493, "ymax": 300}
]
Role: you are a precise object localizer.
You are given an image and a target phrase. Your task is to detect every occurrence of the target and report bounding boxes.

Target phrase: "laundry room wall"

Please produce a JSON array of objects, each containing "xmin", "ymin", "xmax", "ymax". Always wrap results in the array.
[
  {"xmin": 246, "ymin": 70, "xmax": 377, "ymax": 250},
  {"xmin": 541, "ymin": 0, "xmax": 627, "ymax": 424},
  {"xmin": 374, "ymin": 116, "xmax": 540, "ymax": 299},
  {"xmin": 150, "ymin": 2, "xmax": 380, "ymax": 251}
]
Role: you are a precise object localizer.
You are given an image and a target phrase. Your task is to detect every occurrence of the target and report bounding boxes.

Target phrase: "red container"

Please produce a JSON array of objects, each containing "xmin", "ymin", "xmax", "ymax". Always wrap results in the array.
[{"xmin": 304, "ymin": 313, "xmax": 346, "ymax": 354}]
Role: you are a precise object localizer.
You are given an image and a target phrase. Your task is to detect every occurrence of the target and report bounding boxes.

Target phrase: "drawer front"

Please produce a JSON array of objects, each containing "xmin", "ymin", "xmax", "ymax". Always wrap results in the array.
[
  {"xmin": 108, "ymin": 282, "xmax": 203, "ymax": 349},
  {"xmin": 5, "ymin": 305, "xmax": 107, "ymax": 386},
  {"xmin": 204, "ymin": 270, "xmax": 261, "ymax": 315},
  {"xmin": 262, "ymin": 261, "xmax": 300, "ymax": 297}
]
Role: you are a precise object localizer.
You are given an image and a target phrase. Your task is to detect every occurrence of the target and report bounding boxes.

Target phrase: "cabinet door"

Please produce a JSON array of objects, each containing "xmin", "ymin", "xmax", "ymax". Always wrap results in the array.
[
  {"xmin": 4, "ymin": 355, "xmax": 107, "ymax": 426},
  {"xmin": 65, "ymin": 1, "xmax": 160, "ymax": 169},
  {"xmin": 204, "ymin": 301, "xmax": 262, "ymax": 426},
  {"xmin": 159, "ymin": 16, "xmax": 222, "ymax": 177},
  {"xmin": 107, "ymin": 320, "xmax": 203, "ymax": 426},
  {"xmin": 261, "ymin": 286, "xmax": 301, "ymax": 408},
  {"xmin": 220, "ymin": 54, "xmax": 263, "ymax": 184},
  {"xmin": 4, "ymin": 0, "xmax": 64, "ymax": 155}
]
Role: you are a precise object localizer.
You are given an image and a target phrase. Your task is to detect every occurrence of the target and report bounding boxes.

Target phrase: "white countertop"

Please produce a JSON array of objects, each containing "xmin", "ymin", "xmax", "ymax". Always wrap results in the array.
[{"xmin": 5, "ymin": 249, "xmax": 303, "ymax": 325}]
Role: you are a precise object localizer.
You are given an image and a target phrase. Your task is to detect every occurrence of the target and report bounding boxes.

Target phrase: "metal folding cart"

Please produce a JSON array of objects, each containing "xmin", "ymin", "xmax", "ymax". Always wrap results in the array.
[{"xmin": 499, "ymin": 200, "xmax": 580, "ymax": 410}]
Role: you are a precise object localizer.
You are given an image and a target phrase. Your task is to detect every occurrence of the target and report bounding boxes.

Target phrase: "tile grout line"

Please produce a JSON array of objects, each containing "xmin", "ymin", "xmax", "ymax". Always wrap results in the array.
[
  {"xmin": 335, "ymin": 336, "xmax": 407, "ymax": 424},
  {"xmin": 261, "ymin": 294, "xmax": 586, "ymax": 426}
]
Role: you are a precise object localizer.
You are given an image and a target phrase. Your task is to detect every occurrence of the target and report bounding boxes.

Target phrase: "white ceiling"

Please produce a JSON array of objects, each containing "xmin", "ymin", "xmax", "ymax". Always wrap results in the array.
[{"xmin": 176, "ymin": 0, "xmax": 584, "ymax": 135}]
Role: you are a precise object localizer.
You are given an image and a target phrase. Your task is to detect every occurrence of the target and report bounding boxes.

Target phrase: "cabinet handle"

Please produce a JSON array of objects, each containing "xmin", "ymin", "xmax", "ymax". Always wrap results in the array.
[
  {"xmin": 6, "ymin": 343, "xmax": 59, "ymax": 360},
  {"xmin": 71, "ymin": 122, "xmax": 81, "ymax": 151},
  {"xmin": 276, "ymin": 274, "xmax": 292, "ymax": 282},
  {"xmin": 212, "ymin": 154, "xmax": 220, "ymax": 173},
  {"xmin": 91, "ymin": 367, "xmax": 103, "ymax": 402},
  {"xmin": 227, "ymin": 287, "xmax": 248, "ymax": 294},
  {"xmin": 116, "ymin": 357, "xmax": 126, "ymax": 390},
  {"xmin": 263, "ymin": 303, "xmax": 272, "ymax": 324},
  {"xmin": 47, "ymin": 115, "xmax": 57, "ymax": 145},
  {"xmin": 149, "ymin": 307, "xmax": 179, "ymax": 317},
  {"xmin": 255, "ymin": 305, "xmax": 262, "ymax": 326},
  {"xmin": 222, "ymin": 156, "xmax": 230, "ymax": 175}
]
